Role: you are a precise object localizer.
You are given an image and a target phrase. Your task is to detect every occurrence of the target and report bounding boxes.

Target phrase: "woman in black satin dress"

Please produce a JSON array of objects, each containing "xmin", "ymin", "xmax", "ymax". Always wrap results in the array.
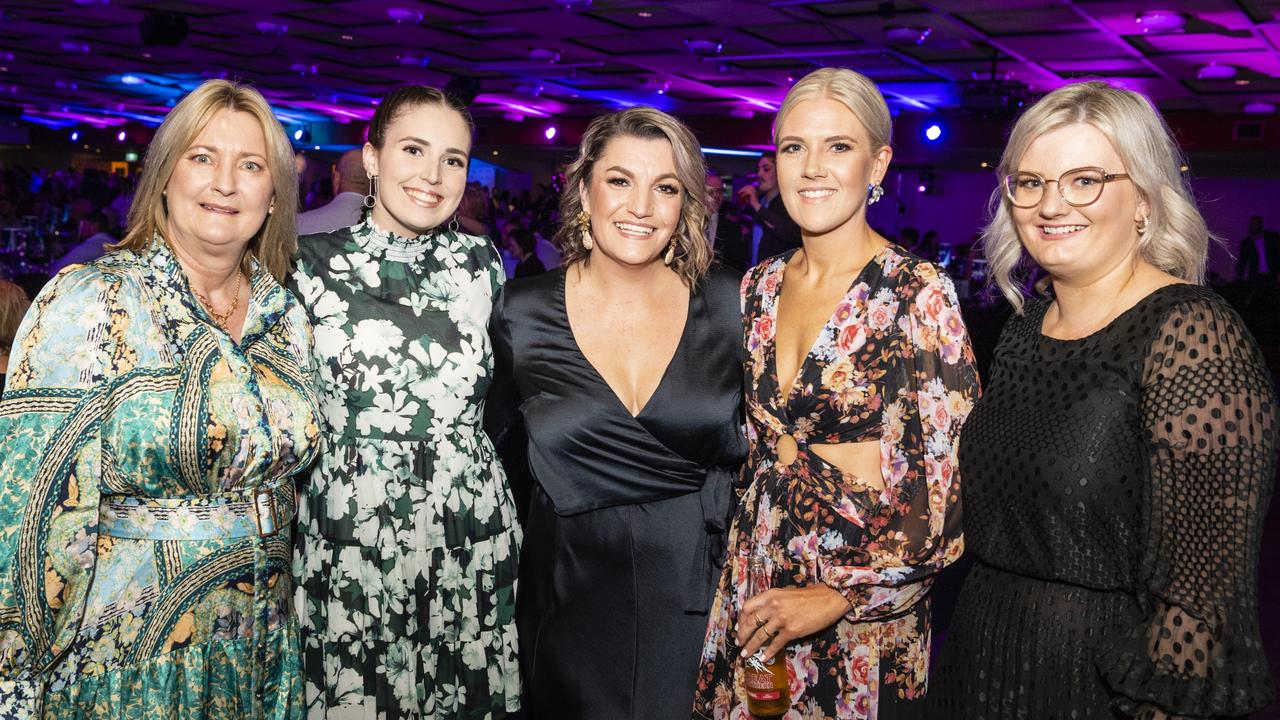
[{"xmin": 486, "ymin": 107, "xmax": 746, "ymax": 719}]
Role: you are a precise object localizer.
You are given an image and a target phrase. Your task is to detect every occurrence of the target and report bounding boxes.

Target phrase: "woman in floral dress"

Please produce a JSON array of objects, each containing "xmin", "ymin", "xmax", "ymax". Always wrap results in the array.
[
  {"xmin": 290, "ymin": 87, "xmax": 520, "ymax": 718},
  {"xmin": 0, "ymin": 79, "xmax": 319, "ymax": 718},
  {"xmin": 694, "ymin": 68, "xmax": 979, "ymax": 719}
]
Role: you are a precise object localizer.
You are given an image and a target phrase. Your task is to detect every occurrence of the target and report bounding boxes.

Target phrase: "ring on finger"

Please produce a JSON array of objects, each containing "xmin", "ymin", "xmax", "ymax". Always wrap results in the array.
[
  {"xmin": 753, "ymin": 612, "xmax": 766, "ymax": 629},
  {"xmin": 765, "ymin": 628, "xmax": 779, "ymax": 641}
]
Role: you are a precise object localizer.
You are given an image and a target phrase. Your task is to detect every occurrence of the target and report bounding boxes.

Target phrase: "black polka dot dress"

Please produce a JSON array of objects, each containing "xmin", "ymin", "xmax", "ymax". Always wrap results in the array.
[{"xmin": 929, "ymin": 284, "xmax": 1277, "ymax": 719}]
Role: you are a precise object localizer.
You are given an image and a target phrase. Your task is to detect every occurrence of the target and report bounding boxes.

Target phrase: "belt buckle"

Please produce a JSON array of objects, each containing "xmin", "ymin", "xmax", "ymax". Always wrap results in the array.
[{"xmin": 254, "ymin": 486, "xmax": 279, "ymax": 537}]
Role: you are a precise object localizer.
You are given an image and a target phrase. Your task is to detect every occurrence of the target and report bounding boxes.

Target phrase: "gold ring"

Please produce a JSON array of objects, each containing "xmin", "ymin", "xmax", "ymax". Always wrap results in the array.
[
  {"xmin": 766, "ymin": 629, "xmax": 779, "ymax": 641},
  {"xmin": 753, "ymin": 612, "xmax": 766, "ymax": 628}
]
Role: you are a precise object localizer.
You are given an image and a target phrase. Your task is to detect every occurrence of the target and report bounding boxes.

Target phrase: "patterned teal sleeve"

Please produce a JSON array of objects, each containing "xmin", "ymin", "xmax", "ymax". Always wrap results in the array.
[{"xmin": 0, "ymin": 266, "xmax": 123, "ymax": 716}]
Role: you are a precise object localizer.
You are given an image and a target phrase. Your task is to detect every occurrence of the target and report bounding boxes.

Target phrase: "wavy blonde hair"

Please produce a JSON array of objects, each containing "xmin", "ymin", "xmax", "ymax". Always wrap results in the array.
[
  {"xmin": 556, "ymin": 106, "xmax": 711, "ymax": 286},
  {"xmin": 774, "ymin": 67, "xmax": 892, "ymax": 149},
  {"xmin": 117, "ymin": 79, "xmax": 297, "ymax": 281},
  {"xmin": 984, "ymin": 80, "xmax": 1214, "ymax": 312}
]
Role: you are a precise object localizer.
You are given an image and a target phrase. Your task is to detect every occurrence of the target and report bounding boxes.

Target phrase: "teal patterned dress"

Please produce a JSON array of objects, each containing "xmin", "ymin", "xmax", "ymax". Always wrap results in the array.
[
  {"xmin": 0, "ymin": 240, "xmax": 322, "ymax": 718},
  {"xmin": 290, "ymin": 220, "xmax": 521, "ymax": 719}
]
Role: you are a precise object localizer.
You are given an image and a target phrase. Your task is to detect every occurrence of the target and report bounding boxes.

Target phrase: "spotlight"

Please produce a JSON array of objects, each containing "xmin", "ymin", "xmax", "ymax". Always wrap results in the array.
[
  {"xmin": 293, "ymin": 128, "xmax": 311, "ymax": 143},
  {"xmin": 544, "ymin": 126, "xmax": 557, "ymax": 141},
  {"xmin": 121, "ymin": 74, "xmax": 143, "ymax": 85},
  {"xmin": 70, "ymin": 130, "xmax": 79, "ymax": 142},
  {"xmin": 116, "ymin": 130, "xmax": 126, "ymax": 142},
  {"xmin": 923, "ymin": 122, "xmax": 944, "ymax": 143},
  {"xmin": 917, "ymin": 184, "xmax": 927, "ymax": 193}
]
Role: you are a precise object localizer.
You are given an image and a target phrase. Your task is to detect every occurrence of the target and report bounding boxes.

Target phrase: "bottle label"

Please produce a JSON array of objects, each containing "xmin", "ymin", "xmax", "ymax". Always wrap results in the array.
[
  {"xmin": 743, "ymin": 671, "xmax": 780, "ymax": 690},
  {"xmin": 745, "ymin": 688, "xmax": 782, "ymax": 701}
]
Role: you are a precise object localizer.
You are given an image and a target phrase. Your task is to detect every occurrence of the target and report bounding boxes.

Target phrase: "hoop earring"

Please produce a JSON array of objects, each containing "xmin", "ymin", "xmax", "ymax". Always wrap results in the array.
[
  {"xmin": 663, "ymin": 238, "xmax": 677, "ymax": 265},
  {"xmin": 1136, "ymin": 215, "xmax": 1150, "ymax": 235},
  {"xmin": 867, "ymin": 183, "xmax": 884, "ymax": 205},
  {"xmin": 363, "ymin": 175, "xmax": 378, "ymax": 209},
  {"xmin": 577, "ymin": 210, "xmax": 594, "ymax": 250},
  {"xmin": 448, "ymin": 216, "xmax": 460, "ymax": 233}
]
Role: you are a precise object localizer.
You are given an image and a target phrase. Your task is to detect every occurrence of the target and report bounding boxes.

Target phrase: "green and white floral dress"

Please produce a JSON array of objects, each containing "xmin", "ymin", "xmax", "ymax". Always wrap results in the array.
[{"xmin": 290, "ymin": 219, "xmax": 521, "ymax": 719}]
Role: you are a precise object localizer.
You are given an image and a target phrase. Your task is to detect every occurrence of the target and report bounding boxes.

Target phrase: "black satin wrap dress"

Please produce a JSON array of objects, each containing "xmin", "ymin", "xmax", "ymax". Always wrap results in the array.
[{"xmin": 486, "ymin": 266, "xmax": 748, "ymax": 720}]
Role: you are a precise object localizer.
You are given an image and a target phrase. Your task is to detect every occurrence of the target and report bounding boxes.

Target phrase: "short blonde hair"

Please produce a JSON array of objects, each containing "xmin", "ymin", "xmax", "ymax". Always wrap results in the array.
[
  {"xmin": 774, "ymin": 67, "xmax": 892, "ymax": 150},
  {"xmin": 118, "ymin": 79, "xmax": 298, "ymax": 282},
  {"xmin": 556, "ymin": 106, "xmax": 711, "ymax": 286},
  {"xmin": 0, "ymin": 279, "xmax": 30, "ymax": 351},
  {"xmin": 983, "ymin": 80, "xmax": 1213, "ymax": 312}
]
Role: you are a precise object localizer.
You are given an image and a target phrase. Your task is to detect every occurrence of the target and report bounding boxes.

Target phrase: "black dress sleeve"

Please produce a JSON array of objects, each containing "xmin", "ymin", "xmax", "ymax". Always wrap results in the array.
[
  {"xmin": 1099, "ymin": 293, "xmax": 1277, "ymax": 718},
  {"xmin": 483, "ymin": 286, "xmax": 532, "ymax": 524}
]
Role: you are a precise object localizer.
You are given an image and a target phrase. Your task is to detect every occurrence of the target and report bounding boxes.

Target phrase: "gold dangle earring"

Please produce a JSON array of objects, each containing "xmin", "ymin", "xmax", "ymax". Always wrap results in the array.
[
  {"xmin": 663, "ymin": 238, "xmax": 677, "ymax": 265},
  {"xmin": 577, "ymin": 209, "xmax": 594, "ymax": 250}
]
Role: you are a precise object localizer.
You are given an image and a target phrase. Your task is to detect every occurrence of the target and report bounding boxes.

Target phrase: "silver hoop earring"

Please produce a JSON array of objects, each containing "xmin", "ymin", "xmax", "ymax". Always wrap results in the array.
[
  {"xmin": 363, "ymin": 175, "xmax": 378, "ymax": 209},
  {"xmin": 867, "ymin": 183, "xmax": 884, "ymax": 205},
  {"xmin": 448, "ymin": 216, "xmax": 460, "ymax": 233}
]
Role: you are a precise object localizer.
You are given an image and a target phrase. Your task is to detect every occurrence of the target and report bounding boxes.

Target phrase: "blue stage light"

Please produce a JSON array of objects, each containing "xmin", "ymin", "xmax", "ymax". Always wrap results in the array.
[
  {"xmin": 70, "ymin": 131, "xmax": 79, "ymax": 142},
  {"xmin": 923, "ymin": 122, "xmax": 944, "ymax": 143}
]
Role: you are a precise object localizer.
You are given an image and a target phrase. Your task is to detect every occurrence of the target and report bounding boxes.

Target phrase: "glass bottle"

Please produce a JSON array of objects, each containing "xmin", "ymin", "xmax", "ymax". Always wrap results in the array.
[{"xmin": 741, "ymin": 553, "xmax": 790, "ymax": 718}]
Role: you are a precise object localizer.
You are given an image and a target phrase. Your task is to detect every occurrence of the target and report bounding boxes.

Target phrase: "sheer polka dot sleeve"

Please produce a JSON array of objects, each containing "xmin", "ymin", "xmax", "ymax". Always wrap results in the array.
[{"xmin": 1099, "ymin": 294, "xmax": 1277, "ymax": 718}]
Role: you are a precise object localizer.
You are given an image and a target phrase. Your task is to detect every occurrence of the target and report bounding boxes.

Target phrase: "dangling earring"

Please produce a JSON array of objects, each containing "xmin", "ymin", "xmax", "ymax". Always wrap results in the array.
[
  {"xmin": 663, "ymin": 239, "xmax": 677, "ymax": 265},
  {"xmin": 577, "ymin": 209, "xmax": 594, "ymax": 250},
  {"xmin": 268, "ymin": 202, "xmax": 275, "ymax": 215},
  {"xmin": 363, "ymin": 175, "xmax": 378, "ymax": 209},
  {"xmin": 867, "ymin": 183, "xmax": 884, "ymax": 205},
  {"xmin": 448, "ymin": 216, "xmax": 460, "ymax": 233},
  {"xmin": 1136, "ymin": 215, "xmax": 1150, "ymax": 235}
]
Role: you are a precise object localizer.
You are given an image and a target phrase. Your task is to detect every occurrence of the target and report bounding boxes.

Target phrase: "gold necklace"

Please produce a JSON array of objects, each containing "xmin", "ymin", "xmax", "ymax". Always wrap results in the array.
[{"xmin": 192, "ymin": 271, "xmax": 244, "ymax": 330}]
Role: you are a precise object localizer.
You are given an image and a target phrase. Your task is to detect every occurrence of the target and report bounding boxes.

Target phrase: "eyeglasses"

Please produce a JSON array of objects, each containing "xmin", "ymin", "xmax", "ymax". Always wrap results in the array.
[{"xmin": 1002, "ymin": 167, "xmax": 1131, "ymax": 209}]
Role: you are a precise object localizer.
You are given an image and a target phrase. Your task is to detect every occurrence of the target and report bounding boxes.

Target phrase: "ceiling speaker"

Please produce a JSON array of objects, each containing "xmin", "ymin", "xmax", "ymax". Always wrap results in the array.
[{"xmin": 140, "ymin": 11, "xmax": 189, "ymax": 47}]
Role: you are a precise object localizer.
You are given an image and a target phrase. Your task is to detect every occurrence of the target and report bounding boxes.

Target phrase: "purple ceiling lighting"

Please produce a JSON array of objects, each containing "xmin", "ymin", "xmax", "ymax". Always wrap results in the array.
[{"xmin": 2, "ymin": 0, "xmax": 1279, "ymax": 144}]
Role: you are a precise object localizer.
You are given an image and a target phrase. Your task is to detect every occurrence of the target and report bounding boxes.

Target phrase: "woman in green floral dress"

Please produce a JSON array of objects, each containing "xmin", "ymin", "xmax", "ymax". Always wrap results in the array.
[
  {"xmin": 0, "ymin": 80, "xmax": 319, "ymax": 718},
  {"xmin": 290, "ymin": 87, "xmax": 520, "ymax": 719}
]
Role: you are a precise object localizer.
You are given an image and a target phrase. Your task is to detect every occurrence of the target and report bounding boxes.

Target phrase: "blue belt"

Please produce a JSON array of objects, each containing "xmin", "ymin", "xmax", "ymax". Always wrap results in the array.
[{"xmin": 98, "ymin": 479, "xmax": 295, "ymax": 540}]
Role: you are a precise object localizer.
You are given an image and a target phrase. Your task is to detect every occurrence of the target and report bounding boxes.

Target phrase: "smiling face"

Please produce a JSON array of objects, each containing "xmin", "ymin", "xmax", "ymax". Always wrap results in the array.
[
  {"xmin": 164, "ymin": 108, "xmax": 274, "ymax": 256},
  {"xmin": 774, "ymin": 97, "xmax": 891, "ymax": 241},
  {"xmin": 1011, "ymin": 122, "xmax": 1146, "ymax": 283},
  {"xmin": 578, "ymin": 134, "xmax": 684, "ymax": 271},
  {"xmin": 364, "ymin": 102, "xmax": 471, "ymax": 237},
  {"xmin": 756, "ymin": 155, "xmax": 777, "ymax": 195}
]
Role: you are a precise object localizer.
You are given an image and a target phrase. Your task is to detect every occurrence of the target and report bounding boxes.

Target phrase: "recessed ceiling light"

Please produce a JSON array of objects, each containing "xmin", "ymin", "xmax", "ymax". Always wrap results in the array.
[
  {"xmin": 528, "ymin": 47, "xmax": 561, "ymax": 63},
  {"xmin": 884, "ymin": 25, "xmax": 931, "ymax": 45},
  {"xmin": 637, "ymin": 11, "xmax": 652, "ymax": 18},
  {"xmin": 1135, "ymin": 10, "xmax": 1186, "ymax": 33},
  {"xmin": 1197, "ymin": 63, "xmax": 1238, "ymax": 80},
  {"xmin": 341, "ymin": 34, "xmax": 353, "ymax": 41},
  {"xmin": 1235, "ymin": 78, "xmax": 1251, "ymax": 86},
  {"xmin": 685, "ymin": 38, "xmax": 724, "ymax": 55}
]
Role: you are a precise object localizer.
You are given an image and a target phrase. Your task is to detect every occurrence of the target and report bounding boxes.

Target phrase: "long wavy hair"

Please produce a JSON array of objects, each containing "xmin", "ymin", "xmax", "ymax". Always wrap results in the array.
[
  {"xmin": 556, "ymin": 106, "xmax": 711, "ymax": 286},
  {"xmin": 116, "ymin": 79, "xmax": 298, "ymax": 281},
  {"xmin": 983, "ymin": 81, "xmax": 1215, "ymax": 312}
]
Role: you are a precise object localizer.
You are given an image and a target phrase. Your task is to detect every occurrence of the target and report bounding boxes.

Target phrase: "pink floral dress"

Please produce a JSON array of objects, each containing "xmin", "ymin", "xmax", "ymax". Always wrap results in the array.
[{"xmin": 693, "ymin": 245, "xmax": 979, "ymax": 719}]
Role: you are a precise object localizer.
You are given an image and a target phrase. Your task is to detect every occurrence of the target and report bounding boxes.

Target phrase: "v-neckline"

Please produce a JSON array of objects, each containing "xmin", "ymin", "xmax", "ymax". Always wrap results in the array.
[
  {"xmin": 768, "ymin": 244, "xmax": 890, "ymax": 406},
  {"xmin": 559, "ymin": 270, "xmax": 694, "ymax": 419}
]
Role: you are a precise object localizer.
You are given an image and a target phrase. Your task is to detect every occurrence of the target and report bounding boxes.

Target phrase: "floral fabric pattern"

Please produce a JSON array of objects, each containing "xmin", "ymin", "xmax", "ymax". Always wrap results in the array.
[
  {"xmin": 290, "ymin": 219, "xmax": 520, "ymax": 719},
  {"xmin": 0, "ymin": 240, "xmax": 322, "ymax": 719},
  {"xmin": 694, "ymin": 245, "xmax": 979, "ymax": 719}
]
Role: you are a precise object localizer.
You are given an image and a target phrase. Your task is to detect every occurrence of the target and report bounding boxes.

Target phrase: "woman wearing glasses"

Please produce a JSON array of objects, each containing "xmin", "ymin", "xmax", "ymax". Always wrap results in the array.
[{"xmin": 930, "ymin": 81, "xmax": 1277, "ymax": 718}]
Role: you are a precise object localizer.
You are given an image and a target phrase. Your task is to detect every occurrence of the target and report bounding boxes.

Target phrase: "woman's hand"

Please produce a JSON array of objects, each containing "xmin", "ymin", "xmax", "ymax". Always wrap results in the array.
[{"xmin": 736, "ymin": 584, "xmax": 849, "ymax": 661}]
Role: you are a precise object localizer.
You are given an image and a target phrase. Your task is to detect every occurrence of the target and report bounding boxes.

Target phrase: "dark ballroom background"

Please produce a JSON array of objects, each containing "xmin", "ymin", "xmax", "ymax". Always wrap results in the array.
[{"xmin": 0, "ymin": 0, "xmax": 1278, "ymax": 715}]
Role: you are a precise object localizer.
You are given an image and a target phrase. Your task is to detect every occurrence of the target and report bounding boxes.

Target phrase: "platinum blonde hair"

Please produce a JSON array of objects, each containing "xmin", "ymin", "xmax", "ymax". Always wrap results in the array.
[
  {"xmin": 984, "ymin": 80, "xmax": 1214, "ymax": 312},
  {"xmin": 557, "ymin": 106, "xmax": 711, "ymax": 286},
  {"xmin": 773, "ymin": 67, "xmax": 892, "ymax": 149}
]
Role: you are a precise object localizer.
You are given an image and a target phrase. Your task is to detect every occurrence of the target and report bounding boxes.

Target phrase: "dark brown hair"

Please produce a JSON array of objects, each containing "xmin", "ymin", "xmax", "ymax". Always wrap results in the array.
[{"xmin": 368, "ymin": 86, "xmax": 475, "ymax": 150}]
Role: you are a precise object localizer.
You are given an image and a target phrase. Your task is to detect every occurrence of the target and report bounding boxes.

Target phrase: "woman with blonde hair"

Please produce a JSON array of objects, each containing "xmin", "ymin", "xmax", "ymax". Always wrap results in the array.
[
  {"xmin": 0, "ymin": 79, "xmax": 320, "ymax": 717},
  {"xmin": 693, "ymin": 67, "xmax": 978, "ymax": 719},
  {"xmin": 487, "ymin": 106, "xmax": 746, "ymax": 719},
  {"xmin": 929, "ymin": 80, "xmax": 1276, "ymax": 718},
  {"xmin": 0, "ymin": 279, "xmax": 29, "ymax": 394}
]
